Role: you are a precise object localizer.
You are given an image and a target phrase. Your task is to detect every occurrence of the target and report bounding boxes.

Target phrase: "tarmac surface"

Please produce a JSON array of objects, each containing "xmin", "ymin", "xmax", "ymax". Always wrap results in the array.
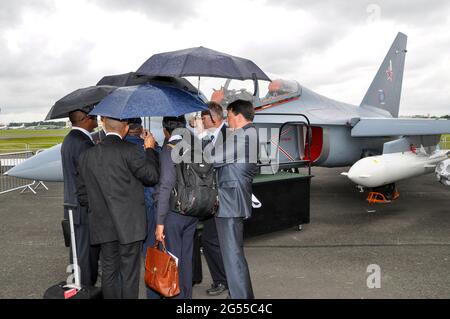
[{"xmin": 1, "ymin": 167, "xmax": 450, "ymax": 299}]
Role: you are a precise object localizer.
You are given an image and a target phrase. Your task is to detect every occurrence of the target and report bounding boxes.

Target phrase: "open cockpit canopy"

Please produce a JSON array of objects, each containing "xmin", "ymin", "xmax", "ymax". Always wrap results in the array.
[{"xmin": 210, "ymin": 78, "xmax": 301, "ymax": 108}]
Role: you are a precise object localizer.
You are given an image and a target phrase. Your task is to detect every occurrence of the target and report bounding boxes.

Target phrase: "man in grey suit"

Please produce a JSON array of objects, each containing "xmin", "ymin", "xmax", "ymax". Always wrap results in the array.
[
  {"xmin": 61, "ymin": 108, "xmax": 99, "ymax": 286},
  {"xmin": 214, "ymin": 99, "xmax": 258, "ymax": 299},
  {"xmin": 77, "ymin": 117, "xmax": 159, "ymax": 299}
]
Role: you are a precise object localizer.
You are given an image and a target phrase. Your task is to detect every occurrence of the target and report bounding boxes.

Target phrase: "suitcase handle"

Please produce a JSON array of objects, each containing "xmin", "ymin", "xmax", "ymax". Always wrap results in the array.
[
  {"xmin": 153, "ymin": 239, "xmax": 168, "ymax": 253},
  {"xmin": 64, "ymin": 202, "xmax": 78, "ymax": 209},
  {"xmin": 63, "ymin": 203, "xmax": 81, "ymax": 290}
]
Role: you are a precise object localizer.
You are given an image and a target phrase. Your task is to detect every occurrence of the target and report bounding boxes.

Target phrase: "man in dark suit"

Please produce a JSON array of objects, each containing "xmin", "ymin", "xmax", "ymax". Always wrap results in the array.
[
  {"xmin": 77, "ymin": 117, "xmax": 159, "ymax": 299},
  {"xmin": 200, "ymin": 102, "xmax": 228, "ymax": 296},
  {"xmin": 61, "ymin": 108, "xmax": 100, "ymax": 286},
  {"xmin": 214, "ymin": 99, "xmax": 258, "ymax": 299}
]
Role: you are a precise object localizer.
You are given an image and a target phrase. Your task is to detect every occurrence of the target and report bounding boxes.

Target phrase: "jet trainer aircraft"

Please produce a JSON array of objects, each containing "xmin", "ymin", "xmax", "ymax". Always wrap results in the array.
[
  {"xmin": 6, "ymin": 32, "xmax": 450, "ymax": 203},
  {"xmin": 209, "ymin": 32, "xmax": 450, "ymax": 202}
]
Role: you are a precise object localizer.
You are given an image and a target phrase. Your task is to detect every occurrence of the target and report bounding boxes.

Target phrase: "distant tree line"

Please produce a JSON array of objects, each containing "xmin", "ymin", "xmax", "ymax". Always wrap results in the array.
[
  {"xmin": 410, "ymin": 115, "xmax": 450, "ymax": 119},
  {"xmin": 8, "ymin": 121, "xmax": 67, "ymax": 127}
]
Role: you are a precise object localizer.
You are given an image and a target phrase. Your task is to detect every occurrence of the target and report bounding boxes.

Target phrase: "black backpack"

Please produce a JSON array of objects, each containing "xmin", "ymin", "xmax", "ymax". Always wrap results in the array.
[{"xmin": 169, "ymin": 141, "xmax": 218, "ymax": 218}]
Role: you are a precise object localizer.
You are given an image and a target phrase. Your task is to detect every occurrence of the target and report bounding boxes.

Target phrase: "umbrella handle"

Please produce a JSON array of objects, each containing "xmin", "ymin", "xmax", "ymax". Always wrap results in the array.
[{"xmin": 252, "ymin": 73, "xmax": 259, "ymax": 97}]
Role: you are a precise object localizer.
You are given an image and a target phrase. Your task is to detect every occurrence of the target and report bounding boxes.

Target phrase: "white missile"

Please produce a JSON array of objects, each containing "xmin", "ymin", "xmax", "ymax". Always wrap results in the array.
[
  {"xmin": 435, "ymin": 158, "xmax": 450, "ymax": 186},
  {"xmin": 342, "ymin": 149, "xmax": 450, "ymax": 188}
]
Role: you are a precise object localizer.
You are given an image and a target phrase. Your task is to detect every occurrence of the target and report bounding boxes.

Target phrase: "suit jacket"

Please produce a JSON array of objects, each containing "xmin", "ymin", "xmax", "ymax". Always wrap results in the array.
[
  {"xmin": 77, "ymin": 135, "xmax": 159, "ymax": 245},
  {"xmin": 214, "ymin": 123, "xmax": 258, "ymax": 219},
  {"xmin": 91, "ymin": 129, "xmax": 106, "ymax": 144},
  {"xmin": 124, "ymin": 135, "xmax": 160, "ymax": 210},
  {"xmin": 61, "ymin": 129, "xmax": 94, "ymax": 225},
  {"xmin": 153, "ymin": 138, "xmax": 177, "ymax": 226},
  {"xmin": 202, "ymin": 123, "xmax": 228, "ymax": 165},
  {"xmin": 202, "ymin": 122, "xmax": 227, "ymax": 146}
]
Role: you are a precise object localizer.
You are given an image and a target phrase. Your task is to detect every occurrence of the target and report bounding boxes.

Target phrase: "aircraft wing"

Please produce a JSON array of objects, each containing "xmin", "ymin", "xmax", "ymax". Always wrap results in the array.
[{"xmin": 351, "ymin": 118, "xmax": 450, "ymax": 137}]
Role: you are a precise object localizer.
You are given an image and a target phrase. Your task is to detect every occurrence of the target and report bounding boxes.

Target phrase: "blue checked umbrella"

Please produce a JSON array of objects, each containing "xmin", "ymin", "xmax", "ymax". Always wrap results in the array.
[{"xmin": 89, "ymin": 83, "xmax": 207, "ymax": 119}]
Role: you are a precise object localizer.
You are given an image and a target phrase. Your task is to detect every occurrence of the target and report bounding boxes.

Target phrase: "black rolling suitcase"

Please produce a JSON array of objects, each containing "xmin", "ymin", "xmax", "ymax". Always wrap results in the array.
[
  {"xmin": 43, "ymin": 203, "xmax": 102, "ymax": 299},
  {"xmin": 44, "ymin": 281, "xmax": 102, "ymax": 299}
]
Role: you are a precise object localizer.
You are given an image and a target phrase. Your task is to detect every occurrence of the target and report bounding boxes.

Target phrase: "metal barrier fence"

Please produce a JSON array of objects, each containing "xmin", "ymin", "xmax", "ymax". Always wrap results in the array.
[
  {"xmin": 440, "ymin": 136, "xmax": 450, "ymax": 150},
  {"xmin": 0, "ymin": 143, "xmax": 58, "ymax": 154},
  {"xmin": 0, "ymin": 151, "xmax": 45, "ymax": 195}
]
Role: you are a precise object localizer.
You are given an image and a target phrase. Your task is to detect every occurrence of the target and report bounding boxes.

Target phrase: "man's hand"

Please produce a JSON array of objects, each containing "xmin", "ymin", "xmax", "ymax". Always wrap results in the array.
[
  {"xmin": 143, "ymin": 129, "xmax": 156, "ymax": 149},
  {"xmin": 155, "ymin": 224, "xmax": 165, "ymax": 242}
]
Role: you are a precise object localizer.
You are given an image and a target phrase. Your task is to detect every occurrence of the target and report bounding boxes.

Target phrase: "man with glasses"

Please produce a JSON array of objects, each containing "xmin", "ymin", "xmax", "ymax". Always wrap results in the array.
[
  {"xmin": 61, "ymin": 107, "xmax": 100, "ymax": 287},
  {"xmin": 199, "ymin": 102, "xmax": 229, "ymax": 296}
]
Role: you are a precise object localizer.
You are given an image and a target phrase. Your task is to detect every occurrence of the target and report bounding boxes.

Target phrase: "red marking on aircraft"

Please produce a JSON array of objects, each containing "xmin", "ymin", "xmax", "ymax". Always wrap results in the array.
[
  {"xmin": 268, "ymin": 127, "xmax": 295, "ymax": 161},
  {"xmin": 255, "ymin": 97, "xmax": 300, "ymax": 112}
]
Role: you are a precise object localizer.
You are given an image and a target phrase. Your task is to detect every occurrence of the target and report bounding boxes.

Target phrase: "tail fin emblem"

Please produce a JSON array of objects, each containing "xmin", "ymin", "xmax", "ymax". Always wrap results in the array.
[{"xmin": 386, "ymin": 60, "xmax": 393, "ymax": 81}]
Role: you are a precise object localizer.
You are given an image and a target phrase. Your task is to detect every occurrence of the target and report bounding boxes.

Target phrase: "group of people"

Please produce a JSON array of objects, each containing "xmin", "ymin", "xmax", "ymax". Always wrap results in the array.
[{"xmin": 61, "ymin": 99, "xmax": 258, "ymax": 299}]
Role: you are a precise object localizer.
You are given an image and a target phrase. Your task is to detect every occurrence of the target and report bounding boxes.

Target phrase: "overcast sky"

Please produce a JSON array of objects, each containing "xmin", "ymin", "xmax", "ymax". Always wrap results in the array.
[{"xmin": 0, "ymin": 0, "xmax": 449, "ymax": 124}]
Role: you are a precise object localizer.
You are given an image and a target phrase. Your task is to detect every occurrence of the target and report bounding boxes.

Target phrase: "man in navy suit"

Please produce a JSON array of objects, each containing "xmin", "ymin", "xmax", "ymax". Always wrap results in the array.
[
  {"xmin": 200, "ymin": 102, "xmax": 228, "ymax": 296},
  {"xmin": 154, "ymin": 116, "xmax": 198, "ymax": 299},
  {"xmin": 124, "ymin": 118, "xmax": 161, "ymax": 299},
  {"xmin": 61, "ymin": 108, "xmax": 100, "ymax": 286}
]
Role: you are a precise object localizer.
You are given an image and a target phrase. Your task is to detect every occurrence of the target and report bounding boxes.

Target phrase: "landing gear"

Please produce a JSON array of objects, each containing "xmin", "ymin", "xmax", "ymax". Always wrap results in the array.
[{"xmin": 367, "ymin": 183, "xmax": 399, "ymax": 204}]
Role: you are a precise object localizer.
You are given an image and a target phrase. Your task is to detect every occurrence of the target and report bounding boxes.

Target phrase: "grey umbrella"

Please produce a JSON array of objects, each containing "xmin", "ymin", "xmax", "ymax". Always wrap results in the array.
[
  {"xmin": 45, "ymin": 85, "xmax": 117, "ymax": 120},
  {"xmin": 136, "ymin": 46, "xmax": 271, "ymax": 81}
]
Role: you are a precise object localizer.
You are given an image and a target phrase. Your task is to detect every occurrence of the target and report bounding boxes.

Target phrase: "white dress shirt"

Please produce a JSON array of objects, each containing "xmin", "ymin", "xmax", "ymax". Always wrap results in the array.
[
  {"xmin": 106, "ymin": 132, "xmax": 123, "ymax": 140},
  {"xmin": 210, "ymin": 122, "xmax": 225, "ymax": 145}
]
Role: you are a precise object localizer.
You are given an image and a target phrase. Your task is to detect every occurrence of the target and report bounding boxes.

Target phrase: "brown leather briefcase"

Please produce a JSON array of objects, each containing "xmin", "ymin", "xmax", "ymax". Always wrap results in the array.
[{"xmin": 145, "ymin": 240, "xmax": 180, "ymax": 298}]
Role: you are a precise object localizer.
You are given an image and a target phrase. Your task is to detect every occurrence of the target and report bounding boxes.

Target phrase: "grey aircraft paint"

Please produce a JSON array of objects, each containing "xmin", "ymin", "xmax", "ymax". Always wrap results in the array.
[{"xmin": 252, "ymin": 32, "xmax": 450, "ymax": 168}]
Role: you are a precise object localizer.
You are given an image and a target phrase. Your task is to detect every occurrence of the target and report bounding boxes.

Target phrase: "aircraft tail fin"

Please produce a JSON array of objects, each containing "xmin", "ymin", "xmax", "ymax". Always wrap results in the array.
[{"xmin": 360, "ymin": 32, "xmax": 407, "ymax": 118}]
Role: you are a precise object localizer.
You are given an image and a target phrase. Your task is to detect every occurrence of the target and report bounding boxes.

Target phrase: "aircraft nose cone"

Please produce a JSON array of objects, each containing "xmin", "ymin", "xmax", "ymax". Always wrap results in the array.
[
  {"xmin": 346, "ymin": 165, "xmax": 367, "ymax": 184},
  {"xmin": 5, "ymin": 144, "xmax": 63, "ymax": 182}
]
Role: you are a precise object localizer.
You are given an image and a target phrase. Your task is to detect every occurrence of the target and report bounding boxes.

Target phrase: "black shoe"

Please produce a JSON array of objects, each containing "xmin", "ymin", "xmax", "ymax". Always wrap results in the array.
[
  {"xmin": 206, "ymin": 283, "xmax": 227, "ymax": 296},
  {"xmin": 192, "ymin": 279, "xmax": 202, "ymax": 286}
]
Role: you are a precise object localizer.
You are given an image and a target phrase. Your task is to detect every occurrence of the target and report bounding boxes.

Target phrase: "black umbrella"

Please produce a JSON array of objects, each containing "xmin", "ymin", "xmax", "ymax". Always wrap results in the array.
[
  {"xmin": 96, "ymin": 72, "xmax": 200, "ymax": 96},
  {"xmin": 136, "ymin": 46, "xmax": 271, "ymax": 81},
  {"xmin": 96, "ymin": 72, "xmax": 150, "ymax": 86},
  {"xmin": 45, "ymin": 85, "xmax": 117, "ymax": 120}
]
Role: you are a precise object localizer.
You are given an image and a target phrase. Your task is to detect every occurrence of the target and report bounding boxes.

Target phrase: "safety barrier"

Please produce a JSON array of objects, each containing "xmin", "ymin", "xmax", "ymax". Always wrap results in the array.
[
  {"xmin": 0, "ymin": 151, "xmax": 47, "ymax": 195},
  {"xmin": 440, "ymin": 136, "xmax": 450, "ymax": 150},
  {"xmin": 0, "ymin": 143, "xmax": 58, "ymax": 154}
]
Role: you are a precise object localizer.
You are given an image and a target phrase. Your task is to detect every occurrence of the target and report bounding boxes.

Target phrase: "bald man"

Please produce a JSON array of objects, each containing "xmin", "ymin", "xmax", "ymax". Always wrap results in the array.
[{"xmin": 77, "ymin": 117, "xmax": 160, "ymax": 299}]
